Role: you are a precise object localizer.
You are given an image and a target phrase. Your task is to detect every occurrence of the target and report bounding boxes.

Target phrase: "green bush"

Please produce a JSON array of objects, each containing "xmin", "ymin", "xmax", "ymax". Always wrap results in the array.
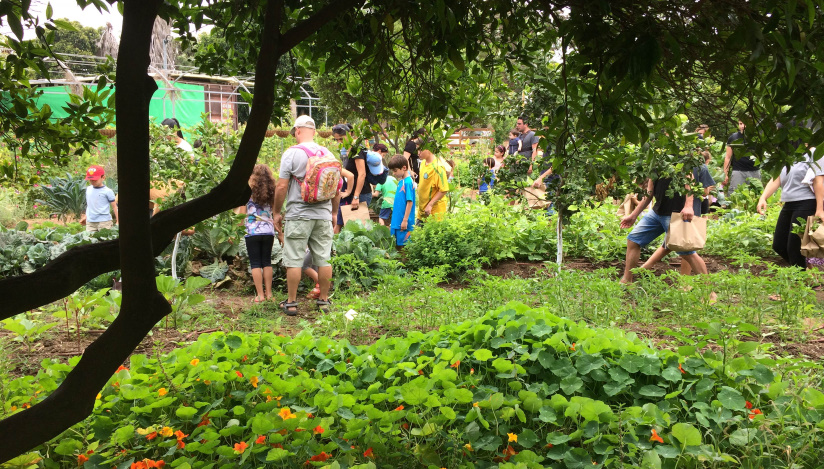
[{"xmin": 10, "ymin": 303, "xmax": 823, "ymax": 468}]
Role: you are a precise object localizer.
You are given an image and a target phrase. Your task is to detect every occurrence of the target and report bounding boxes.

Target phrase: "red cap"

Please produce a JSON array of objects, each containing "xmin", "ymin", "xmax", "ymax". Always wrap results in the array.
[{"xmin": 85, "ymin": 165, "xmax": 105, "ymax": 181}]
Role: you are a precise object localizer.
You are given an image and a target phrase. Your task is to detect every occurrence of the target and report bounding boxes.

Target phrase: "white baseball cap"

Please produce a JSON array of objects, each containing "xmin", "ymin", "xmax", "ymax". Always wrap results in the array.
[{"xmin": 290, "ymin": 115, "xmax": 316, "ymax": 136}]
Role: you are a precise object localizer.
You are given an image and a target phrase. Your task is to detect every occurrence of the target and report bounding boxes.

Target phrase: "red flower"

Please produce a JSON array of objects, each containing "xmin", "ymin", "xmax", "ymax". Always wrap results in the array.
[
  {"xmin": 745, "ymin": 400, "xmax": 753, "ymax": 409},
  {"xmin": 116, "ymin": 365, "xmax": 128, "ymax": 372},
  {"xmin": 271, "ymin": 443, "xmax": 284, "ymax": 449},
  {"xmin": 146, "ymin": 431, "xmax": 158, "ymax": 440},
  {"xmin": 402, "ymin": 423, "xmax": 409, "ymax": 430},
  {"xmin": 649, "ymin": 429, "xmax": 663, "ymax": 443},
  {"xmin": 450, "ymin": 360, "xmax": 460, "ymax": 369},
  {"xmin": 234, "ymin": 441, "xmax": 248, "ymax": 453},
  {"xmin": 255, "ymin": 435, "xmax": 266, "ymax": 444},
  {"xmin": 394, "ymin": 405, "xmax": 404, "ymax": 411},
  {"xmin": 176, "ymin": 440, "xmax": 185, "ymax": 449},
  {"xmin": 749, "ymin": 408, "xmax": 763, "ymax": 420},
  {"xmin": 363, "ymin": 448, "xmax": 374, "ymax": 458},
  {"xmin": 418, "ymin": 370, "xmax": 424, "ymax": 375},
  {"xmin": 570, "ymin": 343, "xmax": 576, "ymax": 351},
  {"xmin": 236, "ymin": 371, "xmax": 243, "ymax": 378},
  {"xmin": 679, "ymin": 363, "xmax": 686, "ymax": 374},
  {"xmin": 313, "ymin": 425, "xmax": 324, "ymax": 435},
  {"xmin": 309, "ymin": 452, "xmax": 332, "ymax": 462}
]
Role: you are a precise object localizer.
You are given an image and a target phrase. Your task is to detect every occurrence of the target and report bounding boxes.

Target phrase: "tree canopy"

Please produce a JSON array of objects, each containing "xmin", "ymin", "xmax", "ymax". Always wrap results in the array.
[{"xmin": 3, "ymin": 0, "xmax": 824, "ymax": 461}]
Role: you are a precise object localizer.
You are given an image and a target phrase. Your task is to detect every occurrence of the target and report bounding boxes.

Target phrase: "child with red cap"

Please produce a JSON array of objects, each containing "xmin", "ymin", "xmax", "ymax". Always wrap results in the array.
[{"xmin": 81, "ymin": 165, "xmax": 118, "ymax": 232}]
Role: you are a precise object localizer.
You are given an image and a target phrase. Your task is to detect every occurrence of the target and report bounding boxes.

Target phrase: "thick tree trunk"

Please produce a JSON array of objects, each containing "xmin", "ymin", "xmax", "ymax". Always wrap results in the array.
[
  {"xmin": 0, "ymin": 0, "xmax": 166, "ymax": 458},
  {"xmin": 0, "ymin": 0, "xmax": 363, "ymax": 321}
]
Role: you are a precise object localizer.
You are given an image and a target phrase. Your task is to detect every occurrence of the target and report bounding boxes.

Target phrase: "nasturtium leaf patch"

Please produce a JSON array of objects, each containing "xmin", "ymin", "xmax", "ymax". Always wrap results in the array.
[
  {"xmin": 175, "ymin": 406, "xmax": 197, "ymax": 419},
  {"xmin": 473, "ymin": 349, "xmax": 492, "ymax": 361},
  {"xmin": 492, "ymin": 357, "xmax": 514, "ymax": 373},
  {"xmin": 718, "ymin": 387, "xmax": 746, "ymax": 409},
  {"xmin": 638, "ymin": 385, "xmax": 666, "ymax": 398},
  {"xmin": 671, "ymin": 423, "xmax": 702, "ymax": 449},
  {"xmin": 560, "ymin": 375, "xmax": 583, "ymax": 394},
  {"xmin": 225, "ymin": 334, "xmax": 243, "ymax": 350},
  {"xmin": 661, "ymin": 367, "xmax": 682, "ymax": 382},
  {"xmin": 518, "ymin": 428, "xmax": 539, "ymax": 448},
  {"xmin": 751, "ymin": 364, "xmax": 775, "ymax": 385}
]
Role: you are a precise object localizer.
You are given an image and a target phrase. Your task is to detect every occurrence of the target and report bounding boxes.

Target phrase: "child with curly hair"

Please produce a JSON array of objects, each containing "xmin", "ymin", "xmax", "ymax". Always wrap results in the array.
[{"xmin": 238, "ymin": 164, "xmax": 277, "ymax": 303}]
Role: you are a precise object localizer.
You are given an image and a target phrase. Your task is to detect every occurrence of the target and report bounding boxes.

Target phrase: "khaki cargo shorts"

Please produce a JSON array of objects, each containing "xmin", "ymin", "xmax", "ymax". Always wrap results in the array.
[
  {"xmin": 283, "ymin": 218, "xmax": 333, "ymax": 268},
  {"xmin": 86, "ymin": 220, "xmax": 114, "ymax": 232}
]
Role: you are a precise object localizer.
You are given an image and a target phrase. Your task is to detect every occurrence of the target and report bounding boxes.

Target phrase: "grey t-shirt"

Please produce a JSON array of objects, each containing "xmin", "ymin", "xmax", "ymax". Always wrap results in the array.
[
  {"xmin": 779, "ymin": 151, "xmax": 824, "ymax": 202},
  {"xmin": 279, "ymin": 142, "xmax": 335, "ymax": 220},
  {"xmin": 518, "ymin": 130, "xmax": 539, "ymax": 158}
]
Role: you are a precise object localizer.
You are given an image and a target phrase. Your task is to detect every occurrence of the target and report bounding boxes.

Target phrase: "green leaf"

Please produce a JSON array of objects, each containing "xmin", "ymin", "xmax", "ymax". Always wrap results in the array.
[
  {"xmin": 175, "ymin": 406, "xmax": 198, "ymax": 419},
  {"xmin": 671, "ymin": 423, "xmax": 701, "ymax": 449},
  {"xmin": 638, "ymin": 385, "xmax": 666, "ymax": 398},
  {"xmin": 113, "ymin": 425, "xmax": 135, "ymax": 445},
  {"xmin": 473, "ymin": 349, "xmax": 492, "ymax": 361},
  {"xmin": 661, "ymin": 367, "xmax": 682, "ymax": 382},
  {"xmin": 560, "ymin": 375, "xmax": 583, "ymax": 394},
  {"xmin": 718, "ymin": 387, "xmax": 746, "ymax": 409},
  {"xmin": 53, "ymin": 438, "xmax": 82, "ymax": 456}
]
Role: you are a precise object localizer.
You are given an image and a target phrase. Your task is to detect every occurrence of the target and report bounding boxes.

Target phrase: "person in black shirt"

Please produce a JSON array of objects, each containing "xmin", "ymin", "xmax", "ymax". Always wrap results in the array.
[
  {"xmin": 619, "ymin": 172, "xmax": 711, "ymax": 284},
  {"xmin": 515, "ymin": 116, "xmax": 539, "ymax": 174},
  {"xmin": 723, "ymin": 119, "xmax": 760, "ymax": 193},
  {"xmin": 403, "ymin": 128, "xmax": 425, "ymax": 182}
]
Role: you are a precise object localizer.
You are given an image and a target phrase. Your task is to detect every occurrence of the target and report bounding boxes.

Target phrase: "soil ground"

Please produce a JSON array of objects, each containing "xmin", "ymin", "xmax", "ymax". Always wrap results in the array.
[{"xmin": 4, "ymin": 256, "xmax": 824, "ymax": 378}]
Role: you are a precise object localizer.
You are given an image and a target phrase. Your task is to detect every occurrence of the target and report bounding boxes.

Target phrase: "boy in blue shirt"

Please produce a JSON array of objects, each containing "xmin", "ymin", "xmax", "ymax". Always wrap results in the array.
[
  {"xmin": 81, "ymin": 165, "xmax": 118, "ymax": 232},
  {"xmin": 387, "ymin": 155, "xmax": 416, "ymax": 248}
]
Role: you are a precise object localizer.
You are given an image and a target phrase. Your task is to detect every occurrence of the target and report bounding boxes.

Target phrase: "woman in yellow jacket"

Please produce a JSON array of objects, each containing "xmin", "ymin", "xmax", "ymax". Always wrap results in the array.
[{"xmin": 417, "ymin": 149, "xmax": 450, "ymax": 221}]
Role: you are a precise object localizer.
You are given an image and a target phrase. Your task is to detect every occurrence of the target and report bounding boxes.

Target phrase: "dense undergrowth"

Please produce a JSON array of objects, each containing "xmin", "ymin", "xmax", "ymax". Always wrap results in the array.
[{"xmin": 6, "ymin": 303, "xmax": 823, "ymax": 468}]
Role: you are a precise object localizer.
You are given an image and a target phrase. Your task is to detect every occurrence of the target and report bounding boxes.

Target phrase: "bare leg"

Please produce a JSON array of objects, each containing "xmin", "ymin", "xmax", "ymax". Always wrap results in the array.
[
  {"xmin": 302, "ymin": 267, "xmax": 319, "ymax": 284},
  {"xmin": 681, "ymin": 253, "xmax": 708, "ymax": 275},
  {"xmin": 317, "ymin": 265, "xmax": 333, "ymax": 301},
  {"xmin": 641, "ymin": 246, "xmax": 670, "ymax": 269},
  {"xmin": 622, "ymin": 240, "xmax": 642, "ymax": 283},
  {"xmin": 680, "ymin": 261, "xmax": 693, "ymax": 275},
  {"xmin": 286, "ymin": 267, "xmax": 301, "ymax": 303},
  {"xmin": 251, "ymin": 268, "xmax": 264, "ymax": 300},
  {"xmin": 263, "ymin": 266, "xmax": 273, "ymax": 299}
]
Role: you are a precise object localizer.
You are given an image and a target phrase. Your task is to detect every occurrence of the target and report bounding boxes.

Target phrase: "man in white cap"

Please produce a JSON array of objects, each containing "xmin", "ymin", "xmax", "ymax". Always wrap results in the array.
[{"xmin": 272, "ymin": 115, "xmax": 340, "ymax": 315}]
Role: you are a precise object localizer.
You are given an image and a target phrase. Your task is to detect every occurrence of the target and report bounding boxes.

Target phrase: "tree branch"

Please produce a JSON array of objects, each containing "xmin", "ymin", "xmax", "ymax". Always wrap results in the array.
[{"xmin": 275, "ymin": 0, "xmax": 365, "ymax": 55}]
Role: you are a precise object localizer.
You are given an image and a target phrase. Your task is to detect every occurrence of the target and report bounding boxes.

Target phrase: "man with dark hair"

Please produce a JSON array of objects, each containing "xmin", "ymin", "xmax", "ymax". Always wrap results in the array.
[
  {"xmin": 515, "ymin": 116, "xmax": 539, "ymax": 174},
  {"xmin": 403, "ymin": 128, "xmax": 426, "ymax": 181},
  {"xmin": 723, "ymin": 119, "xmax": 760, "ymax": 193}
]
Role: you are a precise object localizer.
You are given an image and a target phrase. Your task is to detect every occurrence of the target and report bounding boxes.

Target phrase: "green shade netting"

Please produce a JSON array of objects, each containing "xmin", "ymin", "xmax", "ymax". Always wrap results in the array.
[{"xmin": 31, "ymin": 81, "xmax": 206, "ymax": 131}]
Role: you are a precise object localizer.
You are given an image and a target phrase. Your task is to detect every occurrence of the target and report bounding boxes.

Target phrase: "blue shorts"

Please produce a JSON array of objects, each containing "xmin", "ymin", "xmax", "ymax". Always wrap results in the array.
[
  {"xmin": 390, "ymin": 228, "xmax": 412, "ymax": 246},
  {"xmin": 379, "ymin": 208, "xmax": 392, "ymax": 220},
  {"xmin": 627, "ymin": 211, "xmax": 695, "ymax": 256}
]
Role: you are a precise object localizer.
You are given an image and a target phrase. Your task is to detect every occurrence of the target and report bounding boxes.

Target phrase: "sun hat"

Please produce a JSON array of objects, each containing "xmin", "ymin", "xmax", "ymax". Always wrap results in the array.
[
  {"xmin": 85, "ymin": 165, "xmax": 105, "ymax": 181},
  {"xmin": 290, "ymin": 115, "xmax": 316, "ymax": 136},
  {"xmin": 365, "ymin": 151, "xmax": 387, "ymax": 176}
]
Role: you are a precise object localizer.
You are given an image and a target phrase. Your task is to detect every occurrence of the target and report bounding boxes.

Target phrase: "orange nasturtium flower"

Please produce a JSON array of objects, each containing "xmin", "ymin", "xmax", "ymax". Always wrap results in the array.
[
  {"xmin": 158, "ymin": 388, "xmax": 168, "ymax": 397},
  {"xmin": 159, "ymin": 427, "xmax": 174, "ymax": 437},
  {"xmin": 250, "ymin": 376, "xmax": 259, "ymax": 388},
  {"xmin": 363, "ymin": 447, "xmax": 374, "ymax": 458},
  {"xmin": 116, "ymin": 365, "xmax": 128, "ymax": 372},
  {"xmin": 78, "ymin": 454, "xmax": 89, "ymax": 465},
  {"xmin": 749, "ymin": 408, "xmax": 763, "ymax": 420},
  {"xmin": 146, "ymin": 432, "xmax": 158, "ymax": 440},
  {"xmin": 507, "ymin": 433, "xmax": 518, "ymax": 443},
  {"xmin": 473, "ymin": 402, "xmax": 479, "ymax": 407},
  {"xmin": 235, "ymin": 371, "xmax": 243, "ymax": 378},
  {"xmin": 464, "ymin": 443, "xmax": 473, "ymax": 452},
  {"xmin": 649, "ymin": 429, "xmax": 664, "ymax": 443},
  {"xmin": 255, "ymin": 435, "xmax": 266, "ymax": 444},
  {"xmin": 745, "ymin": 400, "xmax": 753, "ymax": 409},
  {"xmin": 190, "ymin": 358, "xmax": 199, "ymax": 366},
  {"xmin": 450, "ymin": 360, "xmax": 460, "ymax": 369},
  {"xmin": 570, "ymin": 343, "xmax": 576, "ymax": 351},
  {"xmin": 679, "ymin": 363, "xmax": 686, "ymax": 374},
  {"xmin": 278, "ymin": 407, "xmax": 297, "ymax": 420},
  {"xmin": 234, "ymin": 441, "xmax": 248, "ymax": 453},
  {"xmin": 313, "ymin": 425, "xmax": 325, "ymax": 435},
  {"xmin": 394, "ymin": 405, "xmax": 404, "ymax": 411},
  {"xmin": 133, "ymin": 460, "xmax": 165, "ymax": 469},
  {"xmin": 308, "ymin": 452, "xmax": 332, "ymax": 462}
]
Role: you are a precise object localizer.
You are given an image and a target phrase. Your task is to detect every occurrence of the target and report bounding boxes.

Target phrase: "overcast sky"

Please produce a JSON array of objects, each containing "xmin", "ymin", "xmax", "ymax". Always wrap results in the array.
[{"xmin": 1, "ymin": 1, "xmax": 210, "ymax": 41}]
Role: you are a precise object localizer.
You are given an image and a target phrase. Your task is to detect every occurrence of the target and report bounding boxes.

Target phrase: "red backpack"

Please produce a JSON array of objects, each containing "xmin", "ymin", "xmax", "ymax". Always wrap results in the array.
[{"xmin": 291, "ymin": 144, "xmax": 342, "ymax": 203}]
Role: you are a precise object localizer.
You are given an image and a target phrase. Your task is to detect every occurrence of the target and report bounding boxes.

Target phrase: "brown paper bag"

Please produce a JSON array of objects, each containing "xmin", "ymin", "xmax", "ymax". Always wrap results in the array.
[
  {"xmin": 616, "ymin": 194, "xmax": 636, "ymax": 217},
  {"xmin": 340, "ymin": 203, "xmax": 371, "ymax": 225},
  {"xmin": 809, "ymin": 218, "xmax": 824, "ymax": 247},
  {"xmin": 800, "ymin": 216, "xmax": 824, "ymax": 258},
  {"xmin": 665, "ymin": 213, "xmax": 707, "ymax": 251},
  {"xmin": 521, "ymin": 186, "xmax": 550, "ymax": 209}
]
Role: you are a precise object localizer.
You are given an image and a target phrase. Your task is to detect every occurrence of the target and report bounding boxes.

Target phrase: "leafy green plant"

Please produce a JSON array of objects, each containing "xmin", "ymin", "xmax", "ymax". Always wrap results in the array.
[
  {"xmin": 10, "ymin": 303, "xmax": 824, "ymax": 468},
  {"xmin": 34, "ymin": 172, "xmax": 88, "ymax": 222},
  {"xmin": 331, "ymin": 221, "xmax": 404, "ymax": 290},
  {"xmin": 192, "ymin": 216, "xmax": 241, "ymax": 262},
  {"xmin": 155, "ymin": 275, "xmax": 211, "ymax": 329},
  {"xmin": 2, "ymin": 315, "xmax": 56, "ymax": 353},
  {"xmin": 54, "ymin": 289, "xmax": 111, "ymax": 350}
]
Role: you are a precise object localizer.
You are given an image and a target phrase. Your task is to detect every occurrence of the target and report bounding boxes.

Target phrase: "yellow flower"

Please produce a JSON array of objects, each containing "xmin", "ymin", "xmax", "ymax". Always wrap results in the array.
[
  {"xmin": 203, "ymin": 380, "xmax": 211, "ymax": 385},
  {"xmin": 158, "ymin": 388, "xmax": 168, "ymax": 397},
  {"xmin": 250, "ymin": 376, "xmax": 259, "ymax": 388},
  {"xmin": 464, "ymin": 443, "xmax": 473, "ymax": 452},
  {"xmin": 190, "ymin": 358, "xmax": 199, "ymax": 366},
  {"xmin": 508, "ymin": 432, "xmax": 518, "ymax": 443},
  {"xmin": 96, "ymin": 393, "xmax": 102, "ymax": 400},
  {"xmin": 473, "ymin": 402, "xmax": 479, "ymax": 407},
  {"xmin": 160, "ymin": 426, "xmax": 174, "ymax": 437},
  {"xmin": 136, "ymin": 426, "xmax": 156, "ymax": 436},
  {"xmin": 278, "ymin": 407, "xmax": 297, "ymax": 420}
]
